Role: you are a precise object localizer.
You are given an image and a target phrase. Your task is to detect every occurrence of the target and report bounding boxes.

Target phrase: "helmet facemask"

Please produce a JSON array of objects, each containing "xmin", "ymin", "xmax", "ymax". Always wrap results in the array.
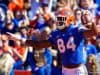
[{"xmin": 56, "ymin": 16, "xmax": 67, "ymax": 30}]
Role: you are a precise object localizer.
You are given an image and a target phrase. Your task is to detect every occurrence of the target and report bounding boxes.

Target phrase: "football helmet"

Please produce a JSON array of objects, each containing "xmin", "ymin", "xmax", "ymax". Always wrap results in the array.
[{"xmin": 56, "ymin": 7, "xmax": 75, "ymax": 30}]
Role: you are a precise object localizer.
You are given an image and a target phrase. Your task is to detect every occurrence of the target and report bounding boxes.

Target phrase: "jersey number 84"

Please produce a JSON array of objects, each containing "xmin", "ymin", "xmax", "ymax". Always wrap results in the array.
[{"xmin": 57, "ymin": 36, "xmax": 76, "ymax": 53}]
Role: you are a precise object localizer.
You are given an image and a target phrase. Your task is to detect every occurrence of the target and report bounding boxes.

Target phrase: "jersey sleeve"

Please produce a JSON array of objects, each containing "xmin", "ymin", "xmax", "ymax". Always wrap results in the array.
[
  {"xmin": 48, "ymin": 32, "xmax": 56, "ymax": 45},
  {"xmin": 48, "ymin": 34, "xmax": 54, "ymax": 45},
  {"xmin": 78, "ymin": 25, "xmax": 87, "ymax": 33}
]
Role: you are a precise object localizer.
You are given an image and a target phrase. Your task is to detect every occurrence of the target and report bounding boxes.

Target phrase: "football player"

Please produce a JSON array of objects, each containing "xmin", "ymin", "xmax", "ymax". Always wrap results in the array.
[{"xmin": 8, "ymin": 10, "xmax": 97, "ymax": 75}]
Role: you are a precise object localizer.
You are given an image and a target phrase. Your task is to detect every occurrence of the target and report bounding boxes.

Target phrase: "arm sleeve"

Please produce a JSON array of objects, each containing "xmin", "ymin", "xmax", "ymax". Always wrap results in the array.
[
  {"xmin": 78, "ymin": 25, "xmax": 87, "ymax": 33},
  {"xmin": 25, "ymin": 40, "xmax": 52, "ymax": 49}
]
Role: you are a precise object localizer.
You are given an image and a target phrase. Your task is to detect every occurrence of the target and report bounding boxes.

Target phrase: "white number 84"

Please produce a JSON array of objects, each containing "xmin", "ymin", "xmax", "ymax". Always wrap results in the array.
[{"xmin": 57, "ymin": 36, "xmax": 76, "ymax": 53}]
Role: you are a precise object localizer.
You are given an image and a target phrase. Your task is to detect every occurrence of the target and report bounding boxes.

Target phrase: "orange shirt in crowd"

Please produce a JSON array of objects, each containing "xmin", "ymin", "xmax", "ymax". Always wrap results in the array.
[
  {"xmin": 14, "ymin": 46, "xmax": 25, "ymax": 61},
  {"xmin": 8, "ymin": 0, "xmax": 24, "ymax": 11}
]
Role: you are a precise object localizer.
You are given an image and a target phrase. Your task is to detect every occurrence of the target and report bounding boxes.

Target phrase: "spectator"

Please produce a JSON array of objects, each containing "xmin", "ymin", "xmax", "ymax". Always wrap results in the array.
[
  {"xmin": 23, "ymin": 47, "xmax": 37, "ymax": 75},
  {"xmin": 74, "ymin": 8, "xmax": 82, "ymax": 26},
  {"xmin": 19, "ymin": 27, "xmax": 28, "ymax": 39},
  {"xmin": 1, "ymin": 21, "xmax": 17, "ymax": 34},
  {"xmin": 85, "ymin": 38, "xmax": 97, "ymax": 55},
  {"xmin": 78, "ymin": 0, "xmax": 96, "ymax": 19},
  {"xmin": 13, "ymin": 10, "xmax": 24, "ymax": 27},
  {"xmin": 10, "ymin": 34, "xmax": 28, "ymax": 75},
  {"xmin": 83, "ymin": 38, "xmax": 97, "ymax": 63},
  {"xmin": 35, "ymin": 48, "xmax": 52, "ymax": 75},
  {"xmin": 6, "ymin": 10, "xmax": 14, "ymax": 23},
  {"xmin": 13, "ymin": 10, "xmax": 29, "ymax": 28},
  {"xmin": 0, "ymin": 34, "xmax": 15, "ymax": 75},
  {"xmin": 0, "ymin": 4, "xmax": 7, "ymax": 29},
  {"xmin": 96, "ymin": 52, "xmax": 100, "ymax": 75},
  {"xmin": 28, "ymin": 0, "xmax": 41, "ymax": 19},
  {"xmin": 8, "ymin": 0, "xmax": 24, "ymax": 11},
  {"xmin": 86, "ymin": 54, "xmax": 98, "ymax": 75}
]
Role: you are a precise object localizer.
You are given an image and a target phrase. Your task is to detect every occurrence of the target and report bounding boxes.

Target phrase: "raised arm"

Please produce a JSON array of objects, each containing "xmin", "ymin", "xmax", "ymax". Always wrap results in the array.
[
  {"xmin": 25, "ymin": 40, "xmax": 52, "ymax": 49},
  {"xmin": 7, "ymin": 32, "xmax": 52, "ymax": 49},
  {"xmin": 83, "ymin": 22, "xmax": 98, "ymax": 38},
  {"xmin": 81, "ymin": 10, "xmax": 98, "ymax": 38}
]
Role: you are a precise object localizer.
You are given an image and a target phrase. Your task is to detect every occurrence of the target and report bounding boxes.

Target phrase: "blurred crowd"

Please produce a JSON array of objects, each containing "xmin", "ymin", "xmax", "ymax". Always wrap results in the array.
[{"xmin": 0, "ymin": 0, "xmax": 100, "ymax": 75}]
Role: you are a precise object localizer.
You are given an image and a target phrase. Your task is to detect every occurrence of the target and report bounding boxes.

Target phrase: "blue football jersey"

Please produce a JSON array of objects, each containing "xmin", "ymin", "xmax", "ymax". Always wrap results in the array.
[{"xmin": 48, "ymin": 25, "xmax": 86, "ymax": 66}]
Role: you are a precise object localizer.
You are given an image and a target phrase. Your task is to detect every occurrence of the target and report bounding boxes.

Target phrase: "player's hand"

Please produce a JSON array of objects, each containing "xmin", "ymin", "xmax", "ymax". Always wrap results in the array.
[
  {"xmin": 84, "ymin": 23, "xmax": 93, "ymax": 30},
  {"xmin": 81, "ymin": 10, "xmax": 94, "ymax": 30}
]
